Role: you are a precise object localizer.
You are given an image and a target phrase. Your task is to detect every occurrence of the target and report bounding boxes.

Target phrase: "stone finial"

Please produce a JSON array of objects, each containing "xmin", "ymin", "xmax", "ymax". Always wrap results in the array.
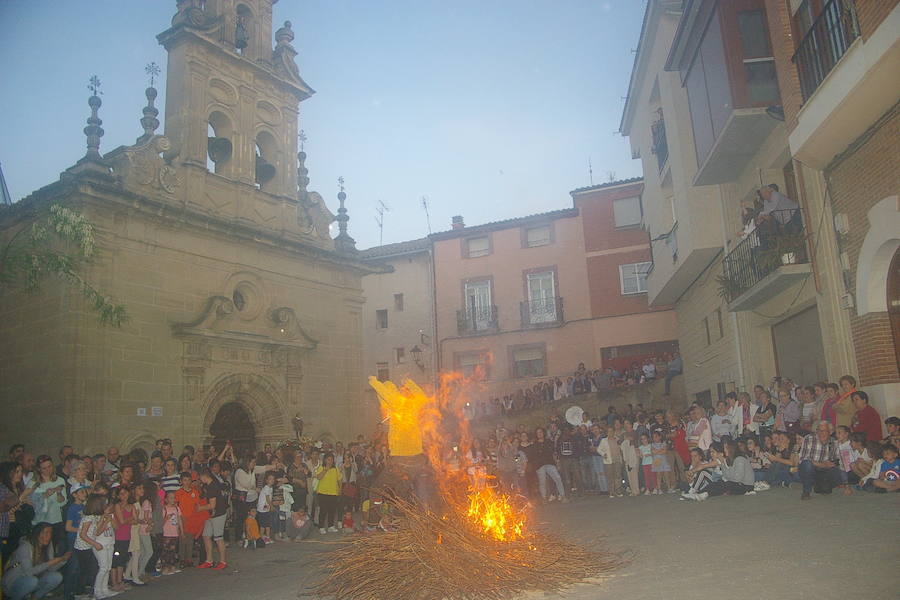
[
  {"xmin": 333, "ymin": 176, "xmax": 357, "ymax": 254},
  {"xmin": 138, "ymin": 62, "xmax": 162, "ymax": 143},
  {"xmin": 273, "ymin": 20, "xmax": 302, "ymax": 84},
  {"xmin": 83, "ymin": 75, "xmax": 105, "ymax": 161}
]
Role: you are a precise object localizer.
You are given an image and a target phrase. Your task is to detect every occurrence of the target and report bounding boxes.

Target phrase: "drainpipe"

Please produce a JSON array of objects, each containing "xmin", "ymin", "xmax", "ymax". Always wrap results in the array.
[{"xmin": 718, "ymin": 186, "xmax": 746, "ymax": 390}]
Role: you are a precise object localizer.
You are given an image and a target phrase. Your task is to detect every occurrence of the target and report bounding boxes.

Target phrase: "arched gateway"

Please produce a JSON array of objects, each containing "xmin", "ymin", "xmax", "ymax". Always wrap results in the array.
[{"xmin": 201, "ymin": 373, "xmax": 291, "ymax": 453}]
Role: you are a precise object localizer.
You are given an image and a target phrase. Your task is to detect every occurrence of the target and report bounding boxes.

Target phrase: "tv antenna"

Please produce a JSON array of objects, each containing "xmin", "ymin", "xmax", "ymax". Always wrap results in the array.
[
  {"xmin": 421, "ymin": 196, "xmax": 432, "ymax": 235},
  {"xmin": 375, "ymin": 199, "xmax": 390, "ymax": 245},
  {"xmin": 588, "ymin": 156, "xmax": 594, "ymax": 186}
]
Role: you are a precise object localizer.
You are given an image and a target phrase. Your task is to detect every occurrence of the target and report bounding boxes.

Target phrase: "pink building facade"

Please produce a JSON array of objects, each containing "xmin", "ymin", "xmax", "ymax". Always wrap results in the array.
[{"xmin": 431, "ymin": 178, "xmax": 679, "ymax": 401}]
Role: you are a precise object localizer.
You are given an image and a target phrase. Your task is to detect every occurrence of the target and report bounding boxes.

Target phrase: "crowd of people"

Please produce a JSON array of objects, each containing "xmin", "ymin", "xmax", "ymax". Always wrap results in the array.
[
  {"xmin": 467, "ymin": 353, "xmax": 683, "ymax": 420},
  {"xmin": 0, "ymin": 435, "xmax": 393, "ymax": 600},
  {"xmin": 1, "ymin": 372, "xmax": 896, "ymax": 600},
  {"xmin": 468, "ymin": 374, "xmax": 898, "ymax": 504}
]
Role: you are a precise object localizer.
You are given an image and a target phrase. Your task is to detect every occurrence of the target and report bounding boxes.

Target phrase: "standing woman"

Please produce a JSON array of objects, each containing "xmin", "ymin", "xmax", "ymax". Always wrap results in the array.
[
  {"xmin": 1, "ymin": 462, "xmax": 35, "ymax": 563},
  {"xmin": 833, "ymin": 375, "xmax": 857, "ymax": 429},
  {"xmin": 31, "ymin": 456, "xmax": 67, "ymax": 553},
  {"xmin": 1, "ymin": 522, "xmax": 68, "ymax": 600},
  {"xmin": 314, "ymin": 453, "xmax": 342, "ymax": 534},
  {"xmin": 233, "ymin": 455, "xmax": 271, "ymax": 544}
]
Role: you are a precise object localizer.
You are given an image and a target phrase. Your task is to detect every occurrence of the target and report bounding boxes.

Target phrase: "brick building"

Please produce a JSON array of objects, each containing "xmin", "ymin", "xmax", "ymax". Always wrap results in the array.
[
  {"xmin": 619, "ymin": 0, "xmax": 898, "ymax": 417},
  {"xmin": 771, "ymin": 0, "xmax": 900, "ymax": 410},
  {"xmin": 428, "ymin": 180, "xmax": 678, "ymax": 404}
]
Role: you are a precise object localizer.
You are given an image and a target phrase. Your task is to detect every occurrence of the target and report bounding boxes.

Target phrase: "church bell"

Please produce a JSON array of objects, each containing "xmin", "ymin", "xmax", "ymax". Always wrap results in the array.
[
  {"xmin": 255, "ymin": 154, "xmax": 276, "ymax": 185},
  {"xmin": 207, "ymin": 137, "xmax": 233, "ymax": 164}
]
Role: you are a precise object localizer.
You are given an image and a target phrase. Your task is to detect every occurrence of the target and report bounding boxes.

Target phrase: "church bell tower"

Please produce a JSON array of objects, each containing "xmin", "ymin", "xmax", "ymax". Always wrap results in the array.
[{"xmin": 157, "ymin": 0, "xmax": 314, "ymax": 199}]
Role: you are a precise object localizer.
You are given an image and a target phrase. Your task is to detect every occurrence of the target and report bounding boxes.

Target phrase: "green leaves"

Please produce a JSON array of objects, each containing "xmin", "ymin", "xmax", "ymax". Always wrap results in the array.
[{"xmin": 0, "ymin": 203, "xmax": 127, "ymax": 327}]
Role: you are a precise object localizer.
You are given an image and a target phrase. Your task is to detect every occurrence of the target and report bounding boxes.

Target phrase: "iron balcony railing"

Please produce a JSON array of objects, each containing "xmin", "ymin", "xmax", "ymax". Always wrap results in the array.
[
  {"xmin": 792, "ymin": 0, "xmax": 859, "ymax": 102},
  {"xmin": 721, "ymin": 209, "xmax": 808, "ymax": 302},
  {"xmin": 520, "ymin": 297, "xmax": 564, "ymax": 328},
  {"xmin": 457, "ymin": 304, "xmax": 499, "ymax": 335},
  {"xmin": 651, "ymin": 117, "xmax": 668, "ymax": 172}
]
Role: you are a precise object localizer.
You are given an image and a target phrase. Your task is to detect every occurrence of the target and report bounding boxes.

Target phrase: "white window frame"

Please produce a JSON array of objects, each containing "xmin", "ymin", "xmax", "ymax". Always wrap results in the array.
[
  {"xmin": 613, "ymin": 196, "xmax": 642, "ymax": 228},
  {"xmin": 619, "ymin": 262, "xmax": 652, "ymax": 295}
]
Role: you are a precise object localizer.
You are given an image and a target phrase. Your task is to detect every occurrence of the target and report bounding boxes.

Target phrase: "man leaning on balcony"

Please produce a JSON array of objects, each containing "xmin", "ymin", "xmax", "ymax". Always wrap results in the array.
[{"xmin": 757, "ymin": 184, "xmax": 800, "ymax": 227}]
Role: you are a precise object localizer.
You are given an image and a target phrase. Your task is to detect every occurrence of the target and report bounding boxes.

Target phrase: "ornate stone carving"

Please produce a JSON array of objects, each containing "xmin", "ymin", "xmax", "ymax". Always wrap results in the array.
[
  {"xmin": 299, "ymin": 191, "xmax": 334, "ymax": 241},
  {"xmin": 273, "ymin": 21, "xmax": 303, "ymax": 85},
  {"xmin": 108, "ymin": 135, "xmax": 181, "ymax": 195}
]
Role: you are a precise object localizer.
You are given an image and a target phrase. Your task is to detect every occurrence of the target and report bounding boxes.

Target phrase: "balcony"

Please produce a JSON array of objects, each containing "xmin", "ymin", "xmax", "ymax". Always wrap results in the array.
[
  {"xmin": 520, "ymin": 297, "xmax": 564, "ymax": 329},
  {"xmin": 720, "ymin": 209, "xmax": 812, "ymax": 312},
  {"xmin": 651, "ymin": 116, "xmax": 668, "ymax": 173},
  {"xmin": 792, "ymin": 0, "xmax": 859, "ymax": 102},
  {"xmin": 788, "ymin": 0, "xmax": 899, "ymax": 169},
  {"xmin": 457, "ymin": 305, "xmax": 499, "ymax": 336}
]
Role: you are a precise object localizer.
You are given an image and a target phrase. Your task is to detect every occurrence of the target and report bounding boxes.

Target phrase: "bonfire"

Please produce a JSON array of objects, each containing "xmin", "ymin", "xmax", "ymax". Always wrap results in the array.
[{"xmin": 309, "ymin": 376, "xmax": 624, "ymax": 600}]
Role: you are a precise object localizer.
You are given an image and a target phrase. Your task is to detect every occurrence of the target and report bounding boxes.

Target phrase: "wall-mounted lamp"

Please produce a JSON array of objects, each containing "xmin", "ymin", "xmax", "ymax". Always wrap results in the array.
[{"xmin": 410, "ymin": 344, "xmax": 425, "ymax": 371}]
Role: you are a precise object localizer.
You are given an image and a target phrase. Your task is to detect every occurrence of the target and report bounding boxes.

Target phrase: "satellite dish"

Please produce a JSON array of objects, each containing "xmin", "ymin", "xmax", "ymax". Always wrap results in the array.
[{"xmin": 565, "ymin": 406, "xmax": 584, "ymax": 426}]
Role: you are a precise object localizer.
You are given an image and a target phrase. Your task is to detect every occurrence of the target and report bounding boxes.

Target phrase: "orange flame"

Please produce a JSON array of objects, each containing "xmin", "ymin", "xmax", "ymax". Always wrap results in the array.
[{"xmin": 368, "ymin": 371, "xmax": 529, "ymax": 543}]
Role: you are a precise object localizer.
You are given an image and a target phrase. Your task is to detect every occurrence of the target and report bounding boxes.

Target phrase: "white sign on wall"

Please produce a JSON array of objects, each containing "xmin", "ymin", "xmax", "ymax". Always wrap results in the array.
[
  {"xmin": 136, "ymin": 408, "xmax": 147, "ymax": 417},
  {"xmin": 151, "ymin": 407, "xmax": 163, "ymax": 417}
]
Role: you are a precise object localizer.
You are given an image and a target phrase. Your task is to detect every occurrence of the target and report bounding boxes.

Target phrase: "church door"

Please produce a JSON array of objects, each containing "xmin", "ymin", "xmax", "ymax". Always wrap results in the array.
[{"xmin": 210, "ymin": 402, "xmax": 256, "ymax": 457}]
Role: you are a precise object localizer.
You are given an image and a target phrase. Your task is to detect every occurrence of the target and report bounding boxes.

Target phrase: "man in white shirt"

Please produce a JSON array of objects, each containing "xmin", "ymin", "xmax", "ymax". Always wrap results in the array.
[{"xmin": 758, "ymin": 184, "xmax": 800, "ymax": 226}]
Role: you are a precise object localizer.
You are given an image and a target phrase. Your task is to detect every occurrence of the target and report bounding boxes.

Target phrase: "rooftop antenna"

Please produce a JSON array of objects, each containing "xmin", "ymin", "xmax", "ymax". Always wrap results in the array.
[
  {"xmin": 588, "ymin": 156, "xmax": 594, "ymax": 186},
  {"xmin": 421, "ymin": 196, "xmax": 432, "ymax": 235},
  {"xmin": 375, "ymin": 199, "xmax": 390, "ymax": 245},
  {"xmin": 607, "ymin": 171, "xmax": 617, "ymax": 183}
]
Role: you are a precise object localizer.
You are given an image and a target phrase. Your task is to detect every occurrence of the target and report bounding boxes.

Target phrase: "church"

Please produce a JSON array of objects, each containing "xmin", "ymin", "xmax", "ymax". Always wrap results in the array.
[{"xmin": 0, "ymin": 0, "xmax": 379, "ymax": 455}]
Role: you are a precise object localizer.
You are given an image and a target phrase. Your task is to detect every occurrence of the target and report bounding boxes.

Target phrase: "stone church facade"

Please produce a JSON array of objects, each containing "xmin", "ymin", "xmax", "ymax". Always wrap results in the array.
[{"xmin": 0, "ymin": 0, "xmax": 377, "ymax": 455}]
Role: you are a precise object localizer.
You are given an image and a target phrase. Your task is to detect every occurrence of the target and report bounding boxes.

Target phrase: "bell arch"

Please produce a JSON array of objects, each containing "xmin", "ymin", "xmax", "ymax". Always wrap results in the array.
[{"xmin": 207, "ymin": 110, "xmax": 235, "ymax": 176}]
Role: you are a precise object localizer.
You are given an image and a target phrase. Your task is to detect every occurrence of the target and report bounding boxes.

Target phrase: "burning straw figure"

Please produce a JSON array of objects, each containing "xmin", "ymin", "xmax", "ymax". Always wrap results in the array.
[
  {"xmin": 309, "ymin": 376, "xmax": 624, "ymax": 600},
  {"xmin": 367, "ymin": 376, "xmax": 436, "ymax": 506}
]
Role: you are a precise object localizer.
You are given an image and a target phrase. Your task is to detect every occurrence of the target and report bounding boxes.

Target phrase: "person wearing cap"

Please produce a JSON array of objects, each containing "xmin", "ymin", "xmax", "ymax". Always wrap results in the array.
[{"xmin": 62, "ymin": 482, "xmax": 90, "ymax": 600}]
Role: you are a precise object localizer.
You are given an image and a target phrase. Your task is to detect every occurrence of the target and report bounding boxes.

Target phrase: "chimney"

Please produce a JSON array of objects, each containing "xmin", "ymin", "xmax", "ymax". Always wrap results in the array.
[{"xmin": 451, "ymin": 215, "xmax": 465, "ymax": 230}]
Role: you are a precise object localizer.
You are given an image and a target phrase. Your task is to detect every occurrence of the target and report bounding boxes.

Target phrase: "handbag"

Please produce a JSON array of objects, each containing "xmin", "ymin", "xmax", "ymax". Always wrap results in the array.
[
  {"xmin": 231, "ymin": 490, "xmax": 248, "ymax": 503},
  {"xmin": 341, "ymin": 482, "xmax": 358, "ymax": 498}
]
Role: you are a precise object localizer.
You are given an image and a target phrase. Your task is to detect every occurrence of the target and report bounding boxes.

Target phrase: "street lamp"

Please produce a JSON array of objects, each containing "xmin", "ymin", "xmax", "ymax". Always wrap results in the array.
[{"xmin": 410, "ymin": 344, "xmax": 425, "ymax": 371}]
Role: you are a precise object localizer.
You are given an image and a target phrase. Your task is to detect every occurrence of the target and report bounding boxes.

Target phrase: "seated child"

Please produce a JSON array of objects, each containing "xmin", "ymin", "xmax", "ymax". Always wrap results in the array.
[
  {"xmin": 363, "ymin": 496, "xmax": 384, "ymax": 532},
  {"xmin": 288, "ymin": 508, "xmax": 313, "ymax": 542},
  {"xmin": 244, "ymin": 507, "xmax": 263, "ymax": 549},
  {"xmin": 341, "ymin": 510, "xmax": 355, "ymax": 533},
  {"xmin": 866, "ymin": 444, "xmax": 899, "ymax": 493}
]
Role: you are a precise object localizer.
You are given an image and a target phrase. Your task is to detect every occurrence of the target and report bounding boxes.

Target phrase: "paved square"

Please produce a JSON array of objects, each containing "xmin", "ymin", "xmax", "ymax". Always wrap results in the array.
[{"xmin": 123, "ymin": 489, "xmax": 897, "ymax": 600}]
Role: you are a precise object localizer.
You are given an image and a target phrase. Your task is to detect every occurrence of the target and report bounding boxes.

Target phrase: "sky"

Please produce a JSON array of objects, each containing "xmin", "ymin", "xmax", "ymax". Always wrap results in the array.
[{"xmin": 0, "ymin": 0, "xmax": 644, "ymax": 249}]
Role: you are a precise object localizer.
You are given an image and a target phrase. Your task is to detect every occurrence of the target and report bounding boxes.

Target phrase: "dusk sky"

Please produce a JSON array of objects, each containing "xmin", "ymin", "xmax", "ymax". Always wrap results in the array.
[{"xmin": 0, "ymin": 1, "xmax": 645, "ymax": 249}]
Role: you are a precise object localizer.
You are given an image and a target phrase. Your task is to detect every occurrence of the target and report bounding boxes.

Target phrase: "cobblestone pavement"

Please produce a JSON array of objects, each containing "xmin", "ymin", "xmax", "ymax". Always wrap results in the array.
[{"xmin": 121, "ymin": 487, "xmax": 897, "ymax": 600}]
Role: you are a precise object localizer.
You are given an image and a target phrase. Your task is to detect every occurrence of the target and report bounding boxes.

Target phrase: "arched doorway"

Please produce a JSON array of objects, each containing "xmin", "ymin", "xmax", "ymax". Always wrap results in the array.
[
  {"xmin": 209, "ymin": 402, "xmax": 256, "ymax": 456},
  {"xmin": 889, "ymin": 247, "xmax": 900, "ymax": 373}
]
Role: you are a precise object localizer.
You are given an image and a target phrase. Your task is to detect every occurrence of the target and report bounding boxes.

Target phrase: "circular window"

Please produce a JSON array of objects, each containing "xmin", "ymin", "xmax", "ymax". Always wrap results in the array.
[
  {"xmin": 230, "ymin": 281, "xmax": 263, "ymax": 321},
  {"xmin": 233, "ymin": 289, "xmax": 246, "ymax": 311}
]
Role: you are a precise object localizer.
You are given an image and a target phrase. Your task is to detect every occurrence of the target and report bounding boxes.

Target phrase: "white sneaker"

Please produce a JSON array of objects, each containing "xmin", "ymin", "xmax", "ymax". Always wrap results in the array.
[
  {"xmin": 319, "ymin": 528, "xmax": 327, "ymax": 534},
  {"xmin": 754, "ymin": 481, "xmax": 770, "ymax": 491},
  {"xmin": 744, "ymin": 490, "xmax": 756, "ymax": 495},
  {"xmin": 643, "ymin": 490, "xmax": 650, "ymax": 496},
  {"xmin": 696, "ymin": 492, "xmax": 709, "ymax": 501},
  {"xmin": 328, "ymin": 526, "xmax": 339, "ymax": 533}
]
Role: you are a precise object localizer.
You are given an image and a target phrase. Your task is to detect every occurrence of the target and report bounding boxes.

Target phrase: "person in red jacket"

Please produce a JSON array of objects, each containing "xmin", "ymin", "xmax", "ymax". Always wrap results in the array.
[{"xmin": 851, "ymin": 391, "xmax": 883, "ymax": 443}]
